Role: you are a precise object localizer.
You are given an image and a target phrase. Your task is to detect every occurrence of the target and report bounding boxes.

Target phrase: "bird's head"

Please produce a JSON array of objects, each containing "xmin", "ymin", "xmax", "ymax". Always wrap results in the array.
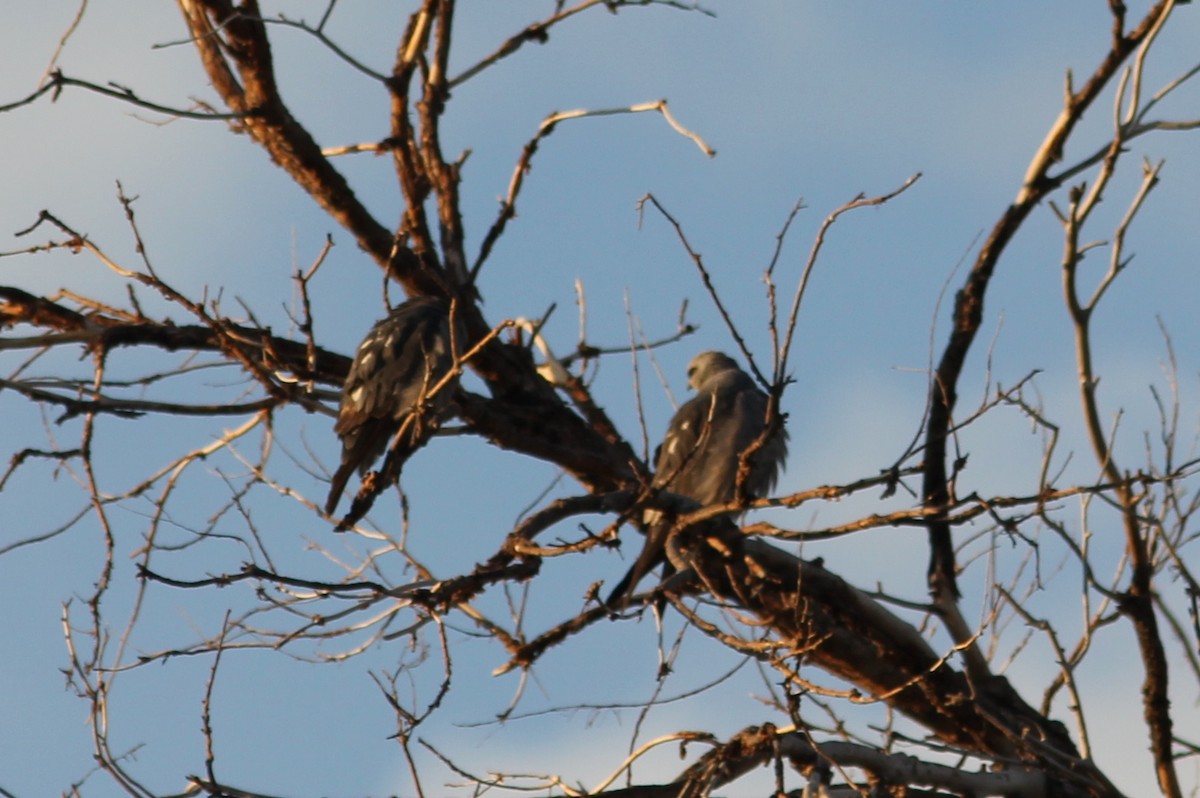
[{"xmin": 686, "ymin": 351, "xmax": 740, "ymax": 391}]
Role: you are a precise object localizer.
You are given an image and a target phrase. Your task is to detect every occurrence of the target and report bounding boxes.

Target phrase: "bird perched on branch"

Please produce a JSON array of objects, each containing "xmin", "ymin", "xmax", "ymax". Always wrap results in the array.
[
  {"xmin": 325, "ymin": 296, "xmax": 458, "ymax": 516},
  {"xmin": 608, "ymin": 350, "xmax": 788, "ymax": 607}
]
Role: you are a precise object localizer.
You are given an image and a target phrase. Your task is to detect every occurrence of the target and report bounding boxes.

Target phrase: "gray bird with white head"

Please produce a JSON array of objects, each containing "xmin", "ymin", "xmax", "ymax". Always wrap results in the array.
[
  {"xmin": 325, "ymin": 296, "xmax": 458, "ymax": 516},
  {"xmin": 608, "ymin": 350, "xmax": 788, "ymax": 607}
]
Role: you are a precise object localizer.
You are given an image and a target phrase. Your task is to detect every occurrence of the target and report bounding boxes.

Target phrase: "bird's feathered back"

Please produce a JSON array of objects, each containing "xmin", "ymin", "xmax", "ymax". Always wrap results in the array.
[
  {"xmin": 325, "ymin": 296, "xmax": 457, "ymax": 515},
  {"xmin": 608, "ymin": 350, "xmax": 788, "ymax": 606}
]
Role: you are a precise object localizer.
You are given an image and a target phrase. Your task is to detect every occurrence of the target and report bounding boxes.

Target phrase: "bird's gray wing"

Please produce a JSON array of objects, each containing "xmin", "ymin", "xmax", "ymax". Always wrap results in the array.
[
  {"xmin": 659, "ymin": 370, "xmax": 770, "ymax": 504},
  {"xmin": 335, "ymin": 298, "xmax": 452, "ymax": 433},
  {"xmin": 653, "ymin": 388, "xmax": 719, "ymax": 491},
  {"xmin": 326, "ymin": 297, "xmax": 454, "ymax": 515}
]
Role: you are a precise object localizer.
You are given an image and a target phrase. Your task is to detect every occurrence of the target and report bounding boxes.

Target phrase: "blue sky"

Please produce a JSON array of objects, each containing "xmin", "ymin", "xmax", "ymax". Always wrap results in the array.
[{"xmin": 2, "ymin": 3, "xmax": 1200, "ymax": 797}]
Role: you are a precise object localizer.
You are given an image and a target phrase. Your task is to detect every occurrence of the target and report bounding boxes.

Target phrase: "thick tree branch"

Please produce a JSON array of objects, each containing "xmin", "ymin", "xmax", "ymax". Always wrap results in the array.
[{"xmin": 176, "ymin": 0, "xmax": 416, "ymax": 279}]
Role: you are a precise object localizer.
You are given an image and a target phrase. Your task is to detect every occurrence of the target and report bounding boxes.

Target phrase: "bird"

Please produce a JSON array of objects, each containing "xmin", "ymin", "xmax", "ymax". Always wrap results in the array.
[
  {"xmin": 607, "ymin": 350, "xmax": 788, "ymax": 608},
  {"xmin": 325, "ymin": 296, "xmax": 458, "ymax": 516}
]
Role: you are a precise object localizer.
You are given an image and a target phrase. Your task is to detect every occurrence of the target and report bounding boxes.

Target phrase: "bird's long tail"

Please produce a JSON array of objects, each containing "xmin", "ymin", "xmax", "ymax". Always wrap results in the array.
[
  {"xmin": 606, "ymin": 523, "xmax": 670, "ymax": 609},
  {"xmin": 325, "ymin": 461, "xmax": 357, "ymax": 516}
]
